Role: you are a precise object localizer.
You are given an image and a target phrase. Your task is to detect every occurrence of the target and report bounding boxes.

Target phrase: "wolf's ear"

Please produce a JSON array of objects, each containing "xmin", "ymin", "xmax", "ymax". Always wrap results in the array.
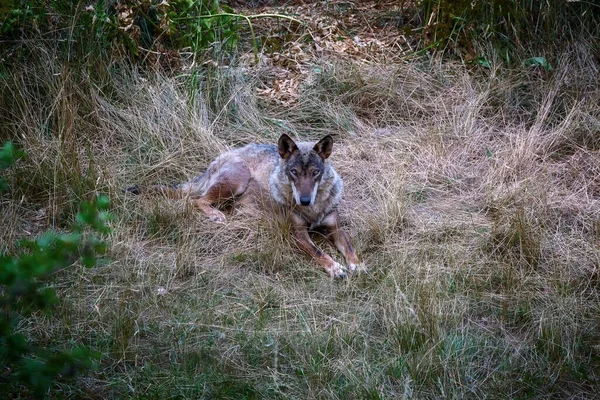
[
  {"xmin": 278, "ymin": 134, "xmax": 298, "ymax": 160},
  {"xmin": 313, "ymin": 135, "xmax": 333, "ymax": 160}
]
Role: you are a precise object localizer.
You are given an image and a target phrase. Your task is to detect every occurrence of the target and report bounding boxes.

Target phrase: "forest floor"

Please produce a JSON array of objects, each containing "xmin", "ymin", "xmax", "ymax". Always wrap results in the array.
[{"xmin": 1, "ymin": 1, "xmax": 599, "ymax": 398}]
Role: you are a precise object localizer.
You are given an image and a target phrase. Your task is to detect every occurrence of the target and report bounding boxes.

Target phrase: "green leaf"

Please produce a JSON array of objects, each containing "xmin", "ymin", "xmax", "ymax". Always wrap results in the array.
[
  {"xmin": 0, "ymin": 141, "xmax": 23, "ymax": 170},
  {"xmin": 92, "ymin": 241, "xmax": 108, "ymax": 255},
  {"xmin": 525, "ymin": 57, "xmax": 552, "ymax": 71},
  {"xmin": 96, "ymin": 194, "xmax": 110, "ymax": 210},
  {"xmin": 57, "ymin": 232, "xmax": 82, "ymax": 246},
  {"xmin": 71, "ymin": 345, "xmax": 102, "ymax": 367},
  {"xmin": 200, "ymin": 18, "xmax": 212, "ymax": 29},
  {"xmin": 39, "ymin": 287, "xmax": 58, "ymax": 308},
  {"xmin": 476, "ymin": 56, "xmax": 491, "ymax": 68},
  {"xmin": 76, "ymin": 210, "xmax": 89, "ymax": 226},
  {"xmin": 37, "ymin": 231, "xmax": 58, "ymax": 249},
  {"xmin": 82, "ymin": 254, "xmax": 97, "ymax": 268},
  {"xmin": 0, "ymin": 256, "xmax": 18, "ymax": 285},
  {"xmin": 7, "ymin": 333, "xmax": 30, "ymax": 356}
]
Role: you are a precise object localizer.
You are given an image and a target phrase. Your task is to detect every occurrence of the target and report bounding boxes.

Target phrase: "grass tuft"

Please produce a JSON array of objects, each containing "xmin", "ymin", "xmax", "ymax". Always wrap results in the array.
[{"xmin": 1, "ymin": 35, "xmax": 600, "ymax": 397}]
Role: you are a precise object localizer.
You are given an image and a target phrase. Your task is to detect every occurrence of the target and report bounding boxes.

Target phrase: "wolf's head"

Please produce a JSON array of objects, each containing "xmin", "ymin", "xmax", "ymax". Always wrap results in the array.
[{"xmin": 278, "ymin": 134, "xmax": 333, "ymax": 206}]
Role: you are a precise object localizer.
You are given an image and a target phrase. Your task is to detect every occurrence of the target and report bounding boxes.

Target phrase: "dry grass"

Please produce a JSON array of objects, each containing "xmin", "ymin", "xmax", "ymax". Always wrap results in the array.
[{"xmin": 1, "ymin": 40, "xmax": 599, "ymax": 398}]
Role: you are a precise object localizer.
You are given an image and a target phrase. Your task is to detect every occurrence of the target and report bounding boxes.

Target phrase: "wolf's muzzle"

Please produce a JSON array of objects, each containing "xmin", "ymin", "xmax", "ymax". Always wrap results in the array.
[{"xmin": 299, "ymin": 196, "xmax": 311, "ymax": 206}]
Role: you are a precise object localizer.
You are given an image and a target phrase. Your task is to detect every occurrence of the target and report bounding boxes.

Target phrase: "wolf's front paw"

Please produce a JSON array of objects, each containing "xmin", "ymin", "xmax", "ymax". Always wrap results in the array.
[
  {"xmin": 327, "ymin": 262, "xmax": 347, "ymax": 279},
  {"xmin": 206, "ymin": 209, "xmax": 227, "ymax": 224},
  {"xmin": 348, "ymin": 262, "xmax": 368, "ymax": 274}
]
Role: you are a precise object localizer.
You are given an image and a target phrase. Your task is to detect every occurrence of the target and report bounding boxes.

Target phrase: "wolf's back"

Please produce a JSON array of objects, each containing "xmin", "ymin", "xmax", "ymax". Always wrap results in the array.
[{"xmin": 125, "ymin": 143, "xmax": 279, "ymax": 199}]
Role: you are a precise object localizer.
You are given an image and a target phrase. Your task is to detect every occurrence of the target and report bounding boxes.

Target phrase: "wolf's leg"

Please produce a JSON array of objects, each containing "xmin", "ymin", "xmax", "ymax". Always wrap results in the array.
[
  {"xmin": 191, "ymin": 162, "xmax": 251, "ymax": 223},
  {"xmin": 292, "ymin": 217, "xmax": 346, "ymax": 278},
  {"xmin": 321, "ymin": 211, "xmax": 366, "ymax": 273}
]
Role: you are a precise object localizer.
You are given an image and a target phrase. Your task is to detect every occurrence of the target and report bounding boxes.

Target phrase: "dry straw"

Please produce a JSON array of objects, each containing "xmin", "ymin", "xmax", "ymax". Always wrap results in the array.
[{"xmin": 1, "ymin": 38, "xmax": 599, "ymax": 397}]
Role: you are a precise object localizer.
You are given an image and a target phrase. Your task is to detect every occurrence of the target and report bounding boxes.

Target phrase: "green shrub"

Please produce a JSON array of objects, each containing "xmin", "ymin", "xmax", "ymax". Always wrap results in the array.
[
  {"xmin": 418, "ymin": 0, "xmax": 599, "ymax": 63},
  {"xmin": 0, "ymin": 0, "xmax": 239, "ymax": 65},
  {"xmin": 162, "ymin": 0, "xmax": 239, "ymax": 53},
  {"xmin": 0, "ymin": 0, "xmax": 46, "ymax": 38},
  {"xmin": 0, "ymin": 142, "xmax": 109, "ymax": 397}
]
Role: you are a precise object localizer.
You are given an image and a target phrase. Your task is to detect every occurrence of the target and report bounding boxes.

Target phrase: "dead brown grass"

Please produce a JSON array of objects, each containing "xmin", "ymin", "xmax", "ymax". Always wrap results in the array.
[{"xmin": 1, "ymin": 39, "xmax": 599, "ymax": 398}]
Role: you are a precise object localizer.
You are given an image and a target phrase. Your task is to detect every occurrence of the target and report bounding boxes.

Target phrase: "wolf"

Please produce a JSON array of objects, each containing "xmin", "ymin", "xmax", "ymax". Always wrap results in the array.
[{"xmin": 127, "ymin": 134, "xmax": 365, "ymax": 278}]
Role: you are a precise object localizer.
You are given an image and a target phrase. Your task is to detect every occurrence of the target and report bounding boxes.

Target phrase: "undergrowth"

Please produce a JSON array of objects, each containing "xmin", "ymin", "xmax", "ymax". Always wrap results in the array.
[
  {"xmin": 1, "ymin": 143, "xmax": 110, "ymax": 397},
  {"xmin": 0, "ymin": 2, "xmax": 599, "ymax": 399}
]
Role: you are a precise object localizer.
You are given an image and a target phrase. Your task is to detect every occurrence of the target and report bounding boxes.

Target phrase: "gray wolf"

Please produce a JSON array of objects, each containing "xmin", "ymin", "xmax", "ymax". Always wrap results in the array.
[{"xmin": 127, "ymin": 134, "xmax": 365, "ymax": 278}]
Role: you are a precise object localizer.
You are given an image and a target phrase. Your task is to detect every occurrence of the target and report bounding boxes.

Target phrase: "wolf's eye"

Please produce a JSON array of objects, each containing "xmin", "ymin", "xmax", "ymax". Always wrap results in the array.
[
  {"xmin": 312, "ymin": 170, "xmax": 320, "ymax": 177},
  {"xmin": 290, "ymin": 169, "xmax": 298, "ymax": 177}
]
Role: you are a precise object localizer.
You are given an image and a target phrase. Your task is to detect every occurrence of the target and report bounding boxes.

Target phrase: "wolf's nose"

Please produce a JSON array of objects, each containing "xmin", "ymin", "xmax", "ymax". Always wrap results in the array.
[{"xmin": 300, "ymin": 197, "xmax": 311, "ymax": 206}]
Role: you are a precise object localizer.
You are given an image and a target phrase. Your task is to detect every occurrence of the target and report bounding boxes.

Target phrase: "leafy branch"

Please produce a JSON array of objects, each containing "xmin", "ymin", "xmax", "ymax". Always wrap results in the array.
[{"xmin": 1, "ymin": 142, "xmax": 110, "ymax": 397}]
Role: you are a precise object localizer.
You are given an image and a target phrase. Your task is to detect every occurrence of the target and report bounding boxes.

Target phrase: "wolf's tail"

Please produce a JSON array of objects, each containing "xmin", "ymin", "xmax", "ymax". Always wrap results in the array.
[
  {"xmin": 124, "ymin": 183, "xmax": 182, "ymax": 198},
  {"xmin": 124, "ymin": 168, "xmax": 214, "ymax": 199}
]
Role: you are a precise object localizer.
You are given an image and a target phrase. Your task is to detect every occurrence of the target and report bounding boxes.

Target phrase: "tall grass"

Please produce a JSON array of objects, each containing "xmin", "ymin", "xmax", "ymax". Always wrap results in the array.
[
  {"xmin": 1, "ymin": 3, "xmax": 600, "ymax": 397},
  {"xmin": 417, "ymin": 0, "xmax": 600, "ymax": 64}
]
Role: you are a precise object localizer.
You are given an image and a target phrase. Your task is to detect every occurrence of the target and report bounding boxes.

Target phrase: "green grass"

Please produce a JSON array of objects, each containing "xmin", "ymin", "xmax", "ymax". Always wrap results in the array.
[{"xmin": 1, "ymin": 33, "xmax": 600, "ymax": 399}]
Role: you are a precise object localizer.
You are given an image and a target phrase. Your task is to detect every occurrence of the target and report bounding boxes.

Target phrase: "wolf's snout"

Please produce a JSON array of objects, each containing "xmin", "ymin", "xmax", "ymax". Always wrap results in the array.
[{"xmin": 299, "ymin": 196, "xmax": 312, "ymax": 206}]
